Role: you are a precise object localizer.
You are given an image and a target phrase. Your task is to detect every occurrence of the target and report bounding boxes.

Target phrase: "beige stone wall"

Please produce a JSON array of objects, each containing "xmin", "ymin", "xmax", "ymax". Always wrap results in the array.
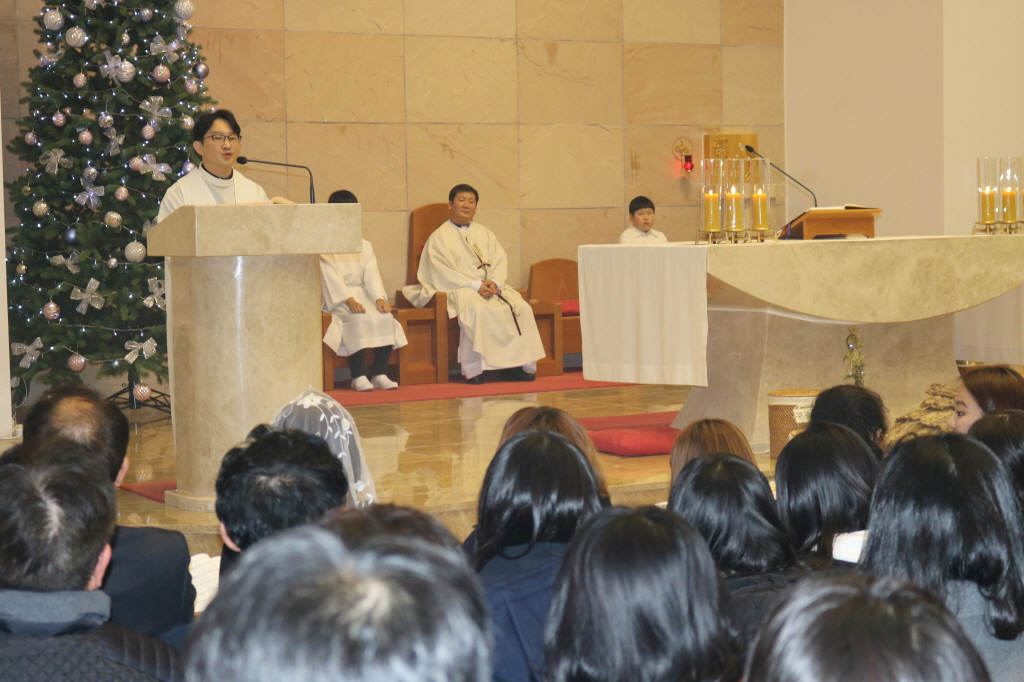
[{"xmin": 1, "ymin": 0, "xmax": 784, "ymax": 294}]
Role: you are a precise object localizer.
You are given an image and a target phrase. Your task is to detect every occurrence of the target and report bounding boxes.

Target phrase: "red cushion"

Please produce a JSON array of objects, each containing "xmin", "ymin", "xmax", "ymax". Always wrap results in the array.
[
  {"xmin": 554, "ymin": 299, "xmax": 580, "ymax": 315},
  {"xmin": 589, "ymin": 427, "xmax": 679, "ymax": 457}
]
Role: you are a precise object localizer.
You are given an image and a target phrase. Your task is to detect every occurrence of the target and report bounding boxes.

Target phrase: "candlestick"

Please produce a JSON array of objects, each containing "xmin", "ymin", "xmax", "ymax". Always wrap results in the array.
[
  {"xmin": 703, "ymin": 192, "xmax": 720, "ymax": 231},
  {"xmin": 752, "ymin": 190, "xmax": 769, "ymax": 231},
  {"xmin": 1004, "ymin": 188, "xmax": 1018, "ymax": 223},
  {"xmin": 725, "ymin": 188, "xmax": 743, "ymax": 231},
  {"xmin": 981, "ymin": 187, "xmax": 996, "ymax": 223}
]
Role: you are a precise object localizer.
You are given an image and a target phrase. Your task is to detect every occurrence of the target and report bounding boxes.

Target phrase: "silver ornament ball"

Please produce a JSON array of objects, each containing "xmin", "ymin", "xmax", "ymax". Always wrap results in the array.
[
  {"xmin": 133, "ymin": 383, "xmax": 152, "ymax": 401},
  {"xmin": 174, "ymin": 0, "xmax": 195, "ymax": 20},
  {"xmin": 52, "ymin": 111, "xmax": 66, "ymax": 127},
  {"xmin": 116, "ymin": 60, "xmax": 136, "ymax": 83},
  {"xmin": 42, "ymin": 302, "xmax": 60, "ymax": 320},
  {"xmin": 183, "ymin": 79, "xmax": 198, "ymax": 95},
  {"xmin": 114, "ymin": 186, "xmax": 129, "ymax": 201},
  {"xmin": 32, "ymin": 200, "xmax": 49, "ymax": 217},
  {"xmin": 83, "ymin": 166, "xmax": 98, "ymax": 181},
  {"xmin": 77, "ymin": 129, "xmax": 93, "ymax": 145},
  {"xmin": 180, "ymin": 115, "xmax": 194, "ymax": 130},
  {"xmin": 43, "ymin": 9, "xmax": 64, "ymax": 31},
  {"xmin": 128, "ymin": 156, "xmax": 143, "ymax": 171},
  {"xmin": 181, "ymin": 161, "xmax": 196, "ymax": 174},
  {"xmin": 63, "ymin": 227, "xmax": 77, "ymax": 243},
  {"xmin": 152, "ymin": 64, "xmax": 170, "ymax": 83},
  {"xmin": 104, "ymin": 211, "xmax": 122, "ymax": 228},
  {"xmin": 193, "ymin": 62, "xmax": 209, "ymax": 79},
  {"xmin": 68, "ymin": 353, "xmax": 87, "ymax": 372},
  {"xmin": 98, "ymin": 112, "xmax": 113, "ymax": 128},
  {"xmin": 138, "ymin": 7, "xmax": 153, "ymax": 21},
  {"xmin": 65, "ymin": 27, "xmax": 88, "ymax": 48},
  {"xmin": 141, "ymin": 125, "xmax": 155, "ymax": 140},
  {"xmin": 23, "ymin": 132, "xmax": 37, "ymax": 145},
  {"xmin": 121, "ymin": 30, "xmax": 131, "ymax": 46},
  {"xmin": 15, "ymin": 264, "xmax": 26, "ymax": 275},
  {"xmin": 124, "ymin": 241, "xmax": 147, "ymax": 263},
  {"xmin": 107, "ymin": 257, "xmax": 118, "ymax": 269},
  {"xmin": 73, "ymin": 73, "xmax": 87, "ymax": 88}
]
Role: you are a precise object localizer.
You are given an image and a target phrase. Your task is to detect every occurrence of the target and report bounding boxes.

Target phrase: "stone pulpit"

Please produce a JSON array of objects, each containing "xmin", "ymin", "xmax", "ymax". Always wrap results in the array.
[{"xmin": 149, "ymin": 204, "xmax": 360, "ymax": 510}]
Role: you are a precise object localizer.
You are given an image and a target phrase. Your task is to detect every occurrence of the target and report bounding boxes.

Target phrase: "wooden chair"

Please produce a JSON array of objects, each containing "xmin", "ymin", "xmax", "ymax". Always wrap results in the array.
[
  {"xmin": 527, "ymin": 258, "xmax": 582, "ymax": 356},
  {"xmin": 397, "ymin": 204, "xmax": 563, "ymax": 378}
]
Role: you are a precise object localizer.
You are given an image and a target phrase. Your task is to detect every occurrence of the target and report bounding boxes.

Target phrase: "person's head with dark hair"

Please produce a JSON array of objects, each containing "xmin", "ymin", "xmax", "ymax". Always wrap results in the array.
[
  {"xmin": 0, "ymin": 441, "xmax": 115, "ymax": 592},
  {"xmin": 448, "ymin": 184, "xmax": 479, "ymax": 226},
  {"xmin": 970, "ymin": 409, "xmax": 1024, "ymax": 500},
  {"xmin": 192, "ymin": 108, "xmax": 243, "ymax": 179},
  {"xmin": 545, "ymin": 506, "xmax": 741, "ymax": 682},
  {"xmin": 321, "ymin": 503, "xmax": 462, "ymax": 554},
  {"xmin": 628, "ymin": 195, "xmax": 655, "ymax": 215},
  {"xmin": 186, "ymin": 526, "xmax": 491, "ymax": 682},
  {"xmin": 775, "ymin": 422, "xmax": 878, "ymax": 568},
  {"xmin": 627, "ymin": 195, "xmax": 656, "ymax": 233},
  {"xmin": 810, "ymin": 384, "xmax": 889, "ymax": 460},
  {"xmin": 669, "ymin": 453, "xmax": 795, "ymax": 575},
  {"xmin": 22, "ymin": 383, "xmax": 130, "ymax": 485},
  {"xmin": 192, "ymin": 108, "xmax": 241, "ymax": 143},
  {"xmin": 860, "ymin": 433, "xmax": 1024, "ymax": 641},
  {"xmin": 474, "ymin": 430, "xmax": 602, "ymax": 571},
  {"xmin": 670, "ymin": 418, "xmax": 755, "ymax": 481},
  {"xmin": 951, "ymin": 365, "xmax": 1024, "ymax": 434},
  {"xmin": 215, "ymin": 426, "xmax": 349, "ymax": 553},
  {"xmin": 499, "ymin": 406, "xmax": 609, "ymax": 499},
  {"xmin": 745, "ymin": 575, "xmax": 990, "ymax": 682},
  {"xmin": 328, "ymin": 189, "xmax": 358, "ymax": 204}
]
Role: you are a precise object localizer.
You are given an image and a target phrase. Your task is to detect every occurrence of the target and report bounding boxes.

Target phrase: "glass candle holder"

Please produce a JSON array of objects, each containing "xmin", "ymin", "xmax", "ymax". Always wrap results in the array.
[
  {"xmin": 723, "ymin": 159, "xmax": 745, "ymax": 232},
  {"xmin": 701, "ymin": 158, "xmax": 723, "ymax": 232},
  {"xmin": 748, "ymin": 157, "xmax": 771, "ymax": 231},
  {"xmin": 1000, "ymin": 157, "xmax": 1020, "ymax": 223},
  {"xmin": 979, "ymin": 156, "xmax": 999, "ymax": 224}
]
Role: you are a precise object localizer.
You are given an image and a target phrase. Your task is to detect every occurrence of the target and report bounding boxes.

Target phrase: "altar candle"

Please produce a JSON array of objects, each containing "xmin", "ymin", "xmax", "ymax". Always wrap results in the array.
[
  {"xmin": 752, "ymin": 190, "xmax": 769, "ymax": 231},
  {"xmin": 981, "ymin": 186, "xmax": 996, "ymax": 223},
  {"xmin": 703, "ymin": 191, "xmax": 720, "ymax": 231},
  {"xmin": 1004, "ymin": 188, "xmax": 1018, "ymax": 223},
  {"xmin": 725, "ymin": 187, "xmax": 743, "ymax": 230}
]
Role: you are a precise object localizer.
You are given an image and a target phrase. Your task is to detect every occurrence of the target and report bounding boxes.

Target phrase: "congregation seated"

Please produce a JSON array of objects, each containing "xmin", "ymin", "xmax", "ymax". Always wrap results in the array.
[
  {"xmin": 670, "ymin": 417, "xmax": 755, "ymax": 481},
  {"xmin": 859, "ymin": 433, "xmax": 1024, "ymax": 682},
  {"xmin": 472, "ymin": 431, "xmax": 603, "ymax": 682},
  {"xmin": 0, "ymin": 441, "xmax": 183, "ymax": 682},
  {"xmin": 668, "ymin": 453, "xmax": 803, "ymax": 642},
  {"xmin": 215, "ymin": 426, "xmax": 349, "ymax": 578},
  {"xmin": 809, "ymin": 384, "xmax": 889, "ymax": 461},
  {"xmin": 544, "ymin": 506, "xmax": 742, "ymax": 682},
  {"xmin": 969, "ymin": 409, "xmax": 1024, "ymax": 503},
  {"xmin": 321, "ymin": 503, "xmax": 463, "ymax": 553},
  {"xmin": 775, "ymin": 422, "xmax": 878, "ymax": 569},
  {"xmin": 950, "ymin": 365, "xmax": 1024, "ymax": 433},
  {"xmin": 185, "ymin": 526, "xmax": 490, "ymax": 682},
  {"xmin": 17, "ymin": 384, "xmax": 195, "ymax": 638},
  {"xmin": 746, "ymin": 575, "xmax": 990, "ymax": 682}
]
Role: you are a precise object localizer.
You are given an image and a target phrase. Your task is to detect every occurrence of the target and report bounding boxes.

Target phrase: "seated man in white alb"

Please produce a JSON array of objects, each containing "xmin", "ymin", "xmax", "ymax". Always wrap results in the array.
[
  {"xmin": 320, "ymin": 189, "xmax": 407, "ymax": 391},
  {"xmin": 402, "ymin": 184, "xmax": 544, "ymax": 385},
  {"xmin": 156, "ymin": 109, "xmax": 269, "ymax": 222},
  {"xmin": 618, "ymin": 195, "xmax": 667, "ymax": 244}
]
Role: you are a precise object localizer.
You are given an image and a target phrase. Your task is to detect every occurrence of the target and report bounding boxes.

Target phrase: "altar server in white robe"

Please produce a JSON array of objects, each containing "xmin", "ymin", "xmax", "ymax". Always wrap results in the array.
[
  {"xmin": 402, "ymin": 184, "xmax": 544, "ymax": 384},
  {"xmin": 156, "ymin": 109, "xmax": 269, "ymax": 222},
  {"xmin": 618, "ymin": 195, "xmax": 667, "ymax": 244},
  {"xmin": 321, "ymin": 190, "xmax": 407, "ymax": 391}
]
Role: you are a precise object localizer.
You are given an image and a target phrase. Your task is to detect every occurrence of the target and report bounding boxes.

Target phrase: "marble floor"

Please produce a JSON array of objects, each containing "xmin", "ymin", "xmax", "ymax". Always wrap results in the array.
[{"xmin": 113, "ymin": 383, "xmax": 780, "ymax": 555}]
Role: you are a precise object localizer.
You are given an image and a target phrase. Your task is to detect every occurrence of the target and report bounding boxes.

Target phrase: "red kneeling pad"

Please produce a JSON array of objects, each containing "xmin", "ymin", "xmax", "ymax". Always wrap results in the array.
[
  {"xmin": 589, "ymin": 426, "xmax": 679, "ymax": 457},
  {"xmin": 554, "ymin": 299, "xmax": 580, "ymax": 315}
]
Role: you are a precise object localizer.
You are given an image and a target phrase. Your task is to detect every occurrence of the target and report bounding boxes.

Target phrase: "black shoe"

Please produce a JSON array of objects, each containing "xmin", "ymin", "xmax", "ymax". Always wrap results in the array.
[
  {"xmin": 466, "ymin": 375, "xmax": 484, "ymax": 385},
  {"xmin": 499, "ymin": 367, "xmax": 536, "ymax": 382}
]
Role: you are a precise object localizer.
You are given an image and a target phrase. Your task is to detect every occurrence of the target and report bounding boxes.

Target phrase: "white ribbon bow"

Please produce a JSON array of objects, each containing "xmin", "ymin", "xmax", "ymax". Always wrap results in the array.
[
  {"xmin": 70, "ymin": 278, "xmax": 105, "ymax": 314},
  {"xmin": 50, "ymin": 252, "xmax": 80, "ymax": 274},
  {"xmin": 124, "ymin": 337, "xmax": 157, "ymax": 363},
  {"xmin": 75, "ymin": 179, "xmax": 105, "ymax": 210},
  {"xmin": 139, "ymin": 154, "xmax": 173, "ymax": 182},
  {"xmin": 104, "ymin": 127, "xmax": 124, "ymax": 156},
  {"xmin": 149, "ymin": 34, "xmax": 182, "ymax": 63},
  {"xmin": 11, "ymin": 338, "xmax": 43, "ymax": 369},
  {"xmin": 142, "ymin": 278, "xmax": 166, "ymax": 310},
  {"xmin": 40, "ymin": 149, "xmax": 72, "ymax": 175},
  {"xmin": 140, "ymin": 96, "xmax": 172, "ymax": 129},
  {"xmin": 99, "ymin": 51, "xmax": 122, "ymax": 80}
]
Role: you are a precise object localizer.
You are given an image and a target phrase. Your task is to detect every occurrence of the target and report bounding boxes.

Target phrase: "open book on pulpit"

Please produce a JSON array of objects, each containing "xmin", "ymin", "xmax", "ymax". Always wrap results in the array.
[{"xmin": 784, "ymin": 205, "xmax": 882, "ymax": 239}]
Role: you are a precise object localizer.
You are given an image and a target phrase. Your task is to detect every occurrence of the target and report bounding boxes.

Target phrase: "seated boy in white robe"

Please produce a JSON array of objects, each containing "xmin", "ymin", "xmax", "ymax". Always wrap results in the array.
[
  {"xmin": 321, "ymin": 190, "xmax": 407, "ymax": 391},
  {"xmin": 618, "ymin": 195, "xmax": 667, "ymax": 244}
]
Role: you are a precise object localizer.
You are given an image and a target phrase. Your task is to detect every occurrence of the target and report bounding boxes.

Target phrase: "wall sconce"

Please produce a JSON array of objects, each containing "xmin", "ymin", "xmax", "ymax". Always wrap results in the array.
[{"xmin": 673, "ymin": 137, "xmax": 694, "ymax": 177}]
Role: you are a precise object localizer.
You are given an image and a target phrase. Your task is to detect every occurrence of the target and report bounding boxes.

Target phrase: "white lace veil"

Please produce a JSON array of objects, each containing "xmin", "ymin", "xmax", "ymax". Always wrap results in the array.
[{"xmin": 270, "ymin": 390, "xmax": 376, "ymax": 507}]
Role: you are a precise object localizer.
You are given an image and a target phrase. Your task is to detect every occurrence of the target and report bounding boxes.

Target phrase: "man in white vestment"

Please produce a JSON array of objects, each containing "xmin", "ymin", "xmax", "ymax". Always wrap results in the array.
[
  {"xmin": 402, "ymin": 184, "xmax": 545, "ymax": 384},
  {"xmin": 618, "ymin": 195, "xmax": 667, "ymax": 244},
  {"xmin": 320, "ymin": 190, "xmax": 407, "ymax": 391},
  {"xmin": 156, "ymin": 109, "xmax": 269, "ymax": 222}
]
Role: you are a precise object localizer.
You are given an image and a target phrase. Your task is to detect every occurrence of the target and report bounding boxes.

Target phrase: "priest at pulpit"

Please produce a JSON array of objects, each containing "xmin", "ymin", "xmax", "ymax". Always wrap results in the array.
[{"xmin": 156, "ymin": 109, "xmax": 268, "ymax": 221}]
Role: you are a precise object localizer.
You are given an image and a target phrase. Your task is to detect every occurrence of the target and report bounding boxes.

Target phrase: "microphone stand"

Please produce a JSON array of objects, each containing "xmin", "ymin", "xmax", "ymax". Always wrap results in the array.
[
  {"xmin": 744, "ymin": 145, "xmax": 817, "ymax": 207},
  {"xmin": 236, "ymin": 157, "xmax": 315, "ymax": 203}
]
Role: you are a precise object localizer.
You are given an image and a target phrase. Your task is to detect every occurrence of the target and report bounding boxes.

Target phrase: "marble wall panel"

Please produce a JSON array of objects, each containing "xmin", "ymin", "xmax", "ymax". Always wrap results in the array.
[
  {"xmin": 721, "ymin": 124, "xmax": 787, "ymax": 213},
  {"xmin": 192, "ymin": 0, "xmax": 284, "ymax": 30},
  {"xmin": 285, "ymin": 33, "xmax": 404, "ymax": 123},
  {"xmin": 518, "ymin": 40, "xmax": 623, "ymax": 125},
  {"xmin": 625, "ymin": 125, "xmax": 712, "ymax": 208},
  {"xmin": 655, "ymin": 205, "xmax": 700, "ymax": 242},
  {"xmin": 190, "ymin": 29, "xmax": 286, "ymax": 122},
  {"xmin": 14, "ymin": 0, "xmax": 35, "ymax": 21},
  {"xmin": 520, "ymin": 207, "xmax": 623, "ymax": 280},
  {"xmin": 516, "ymin": 0, "xmax": 622, "ymax": 42},
  {"xmin": 405, "ymin": 0, "xmax": 516, "ymax": 38},
  {"xmin": 406, "ymin": 124, "xmax": 519, "ymax": 210},
  {"xmin": 520, "ymin": 124, "xmax": 624, "ymax": 208},
  {"xmin": 235, "ymin": 121, "xmax": 290, "ymax": 200},
  {"xmin": 286, "ymin": 122, "xmax": 407, "ymax": 210},
  {"xmin": 0, "ymin": 22, "xmax": 19, "ymax": 116},
  {"xmin": 15, "ymin": 20, "xmax": 36, "ymax": 117},
  {"xmin": 722, "ymin": 46, "xmax": 783, "ymax": 126},
  {"xmin": 283, "ymin": 0, "xmax": 404, "ymax": 34},
  {"xmin": 721, "ymin": 0, "xmax": 784, "ymax": 46},
  {"xmin": 405, "ymin": 37, "xmax": 517, "ymax": 124},
  {"xmin": 623, "ymin": 44, "xmax": 722, "ymax": 125},
  {"xmin": 473, "ymin": 207, "xmax": 522, "ymax": 288},
  {"xmin": 622, "ymin": 0, "xmax": 720, "ymax": 44},
  {"xmin": 361, "ymin": 210, "xmax": 409, "ymax": 294}
]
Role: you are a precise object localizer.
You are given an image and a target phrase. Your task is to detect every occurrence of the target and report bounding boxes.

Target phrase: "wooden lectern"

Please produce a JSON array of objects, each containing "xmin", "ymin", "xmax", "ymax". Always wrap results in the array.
[
  {"xmin": 785, "ymin": 206, "xmax": 881, "ymax": 239},
  {"xmin": 148, "ymin": 204, "xmax": 361, "ymax": 510}
]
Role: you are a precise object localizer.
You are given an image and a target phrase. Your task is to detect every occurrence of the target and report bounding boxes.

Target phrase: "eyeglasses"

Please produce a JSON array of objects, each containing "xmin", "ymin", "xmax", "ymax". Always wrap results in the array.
[{"xmin": 202, "ymin": 133, "xmax": 242, "ymax": 144}]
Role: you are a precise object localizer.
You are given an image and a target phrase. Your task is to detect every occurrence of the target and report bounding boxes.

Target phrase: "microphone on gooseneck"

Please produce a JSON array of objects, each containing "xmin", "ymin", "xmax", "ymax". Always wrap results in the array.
[
  {"xmin": 236, "ymin": 157, "xmax": 316, "ymax": 204},
  {"xmin": 744, "ymin": 145, "xmax": 818, "ymax": 208}
]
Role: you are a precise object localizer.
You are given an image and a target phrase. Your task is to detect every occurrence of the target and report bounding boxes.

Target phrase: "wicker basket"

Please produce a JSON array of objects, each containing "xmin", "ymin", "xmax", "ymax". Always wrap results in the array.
[{"xmin": 768, "ymin": 389, "xmax": 821, "ymax": 459}]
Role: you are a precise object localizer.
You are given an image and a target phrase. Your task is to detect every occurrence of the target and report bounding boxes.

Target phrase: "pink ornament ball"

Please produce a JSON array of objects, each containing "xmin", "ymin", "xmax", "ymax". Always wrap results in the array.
[
  {"xmin": 24, "ymin": 132, "xmax": 37, "ymax": 145},
  {"xmin": 73, "ymin": 73, "xmax": 87, "ymax": 88},
  {"xmin": 129, "ymin": 156, "xmax": 143, "ymax": 171},
  {"xmin": 42, "ymin": 301, "xmax": 60, "ymax": 320},
  {"xmin": 77, "ymin": 129, "xmax": 93, "ymax": 145},
  {"xmin": 132, "ymin": 383, "xmax": 152, "ymax": 401},
  {"xmin": 141, "ymin": 125, "xmax": 155, "ymax": 140},
  {"xmin": 183, "ymin": 79, "xmax": 198, "ymax": 95},
  {"xmin": 52, "ymin": 112, "xmax": 66, "ymax": 127},
  {"xmin": 114, "ymin": 186, "xmax": 129, "ymax": 201},
  {"xmin": 68, "ymin": 353, "xmax": 87, "ymax": 372},
  {"xmin": 152, "ymin": 64, "xmax": 170, "ymax": 83},
  {"xmin": 181, "ymin": 161, "xmax": 196, "ymax": 174}
]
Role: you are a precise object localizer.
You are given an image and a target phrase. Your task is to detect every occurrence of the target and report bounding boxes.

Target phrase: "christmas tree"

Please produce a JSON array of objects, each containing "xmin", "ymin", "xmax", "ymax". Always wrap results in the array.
[{"xmin": 5, "ymin": 0, "xmax": 212, "ymax": 404}]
